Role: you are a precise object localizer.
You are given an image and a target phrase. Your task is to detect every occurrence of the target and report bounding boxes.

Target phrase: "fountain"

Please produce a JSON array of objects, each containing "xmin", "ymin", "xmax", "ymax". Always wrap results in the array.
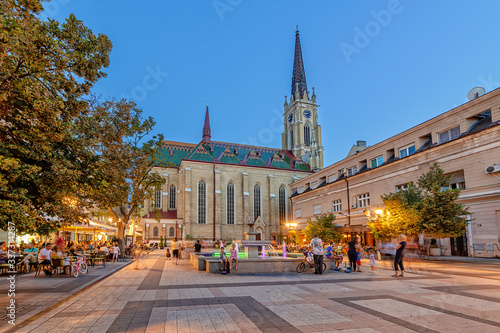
[
  {"xmin": 190, "ymin": 220, "xmax": 333, "ymax": 273},
  {"xmin": 240, "ymin": 219, "xmax": 271, "ymax": 258}
]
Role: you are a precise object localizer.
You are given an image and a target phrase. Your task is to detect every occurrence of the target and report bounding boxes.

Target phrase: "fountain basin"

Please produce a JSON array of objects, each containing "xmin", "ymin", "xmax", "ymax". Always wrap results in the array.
[{"xmin": 190, "ymin": 253, "xmax": 333, "ymax": 274}]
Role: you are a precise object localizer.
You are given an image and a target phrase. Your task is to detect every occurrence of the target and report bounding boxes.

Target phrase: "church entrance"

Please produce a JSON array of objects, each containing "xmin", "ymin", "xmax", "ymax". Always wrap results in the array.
[{"xmin": 255, "ymin": 227, "xmax": 263, "ymax": 240}]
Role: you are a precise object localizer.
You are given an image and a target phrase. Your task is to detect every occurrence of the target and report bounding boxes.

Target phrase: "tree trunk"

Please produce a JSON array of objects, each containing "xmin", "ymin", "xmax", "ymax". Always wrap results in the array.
[{"xmin": 117, "ymin": 222, "xmax": 126, "ymax": 251}]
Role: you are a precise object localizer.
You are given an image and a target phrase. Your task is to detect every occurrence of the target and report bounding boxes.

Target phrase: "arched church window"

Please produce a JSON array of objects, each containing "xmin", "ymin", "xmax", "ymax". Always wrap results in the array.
[
  {"xmin": 153, "ymin": 226, "xmax": 159, "ymax": 237},
  {"xmin": 153, "ymin": 188, "xmax": 162, "ymax": 209},
  {"xmin": 169, "ymin": 185, "xmax": 176, "ymax": 209},
  {"xmin": 169, "ymin": 227, "xmax": 174, "ymax": 237},
  {"xmin": 253, "ymin": 184, "xmax": 261, "ymax": 221},
  {"xmin": 198, "ymin": 180, "xmax": 206, "ymax": 224},
  {"xmin": 227, "ymin": 182, "xmax": 235, "ymax": 225},
  {"xmin": 289, "ymin": 128, "xmax": 294, "ymax": 149},
  {"xmin": 304, "ymin": 124, "xmax": 311, "ymax": 146},
  {"xmin": 279, "ymin": 185, "xmax": 286, "ymax": 225}
]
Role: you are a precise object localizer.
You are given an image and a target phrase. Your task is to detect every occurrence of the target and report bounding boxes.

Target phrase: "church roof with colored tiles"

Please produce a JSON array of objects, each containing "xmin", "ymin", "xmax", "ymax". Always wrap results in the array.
[
  {"xmin": 244, "ymin": 150, "xmax": 267, "ymax": 167},
  {"xmin": 159, "ymin": 141, "xmax": 197, "ymax": 168},
  {"xmin": 158, "ymin": 140, "xmax": 311, "ymax": 172},
  {"xmin": 269, "ymin": 153, "xmax": 291, "ymax": 169},
  {"xmin": 217, "ymin": 147, "xmax": 241, "ymax": 165}
]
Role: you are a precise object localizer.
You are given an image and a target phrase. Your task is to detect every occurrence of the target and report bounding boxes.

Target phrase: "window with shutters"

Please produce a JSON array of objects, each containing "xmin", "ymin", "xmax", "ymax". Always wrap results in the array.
[{"xmin": 438, "ymin": 126, "xmax": 461, "ymax": 144}]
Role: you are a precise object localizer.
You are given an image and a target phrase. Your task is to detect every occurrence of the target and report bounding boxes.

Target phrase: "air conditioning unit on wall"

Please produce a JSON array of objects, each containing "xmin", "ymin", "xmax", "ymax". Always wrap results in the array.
[{"xmin": 485, "ymin": 164, "xmax": 500, "ymax": 174}]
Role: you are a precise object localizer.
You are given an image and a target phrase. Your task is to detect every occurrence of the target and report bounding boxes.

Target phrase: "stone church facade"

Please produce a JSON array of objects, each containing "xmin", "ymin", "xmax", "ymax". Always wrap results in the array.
[{"xmin": 140, "ymin": 28, "xmax": 323, "ymax": 242}]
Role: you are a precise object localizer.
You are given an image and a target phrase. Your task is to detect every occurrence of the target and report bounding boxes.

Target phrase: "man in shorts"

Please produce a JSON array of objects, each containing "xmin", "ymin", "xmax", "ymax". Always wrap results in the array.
[{"xmin": 171, "ymin": 238, "xmax": 180, "ymax": 265}]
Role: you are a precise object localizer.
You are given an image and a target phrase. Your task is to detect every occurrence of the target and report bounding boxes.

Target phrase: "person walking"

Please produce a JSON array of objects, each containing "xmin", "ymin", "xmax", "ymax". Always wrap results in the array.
[
  {"xmin": 347, "ymin": 236, "xmax": 360, "ymax": 272},
  {"xmin": 171, "ymin": 237, "xmax": 180, "ymax": 265},
  {"xmin": 393, "ymin": 235, "xmax": 407, "ymax": 277},
  {"xmin": 309, "ymin": 234, "xmax": 324, "ymax": 274}
]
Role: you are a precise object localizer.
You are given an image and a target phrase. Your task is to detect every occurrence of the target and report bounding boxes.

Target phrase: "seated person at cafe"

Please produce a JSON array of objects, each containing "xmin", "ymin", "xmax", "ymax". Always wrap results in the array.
[
  {"xmin": 21, "ymin": 243, "xmax": 39, "ymax": 272},
  {"xmin": 0, "ymin": 242, "xmax": 7, "ymax": 264},
  {"xmin": 325, "ymin": 242, "xmax": 343, "ymax": 270},
  {"xmin": 50, "ymin": 245, "xmax": 71, "ymax": 274},
  {"xmin": 38, "ymin": 243, "xmax": 53, "ymax": 275},
  {"xmin": 100, "ymin": 243, "xmax": 110, "ymax": 257},
  {"xmin": 68, "ymin": 244, "xmax": 78, "ymax": 256}
]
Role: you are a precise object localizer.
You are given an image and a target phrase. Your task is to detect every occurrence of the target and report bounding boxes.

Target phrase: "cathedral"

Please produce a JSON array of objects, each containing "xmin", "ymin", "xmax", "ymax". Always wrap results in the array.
[{"xmin": 141, "ymin": 28, "xmax": 324, "ymax": 242}]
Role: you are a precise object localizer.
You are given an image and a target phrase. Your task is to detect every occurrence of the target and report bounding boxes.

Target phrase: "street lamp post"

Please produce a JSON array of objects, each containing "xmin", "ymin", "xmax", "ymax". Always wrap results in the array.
[{"xmin": 285, "ymin": 222, "xmax": 298, "ymax": 245}]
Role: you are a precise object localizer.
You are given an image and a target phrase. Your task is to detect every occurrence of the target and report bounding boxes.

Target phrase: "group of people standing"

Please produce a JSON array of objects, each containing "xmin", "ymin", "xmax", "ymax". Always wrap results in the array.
[{"xmin": 308, "ymin": 234, "xmax": 407, "ymax": 277}]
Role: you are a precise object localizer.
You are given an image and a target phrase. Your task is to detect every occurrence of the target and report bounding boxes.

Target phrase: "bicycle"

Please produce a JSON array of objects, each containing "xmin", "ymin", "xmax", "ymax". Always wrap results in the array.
[
  {"xmin": 296, "ymin": 255, "xmax": 327, "ymax": 273},
  {"xmin": 70, "ymin": 256, "xmax": 88, "ymax": 278}
]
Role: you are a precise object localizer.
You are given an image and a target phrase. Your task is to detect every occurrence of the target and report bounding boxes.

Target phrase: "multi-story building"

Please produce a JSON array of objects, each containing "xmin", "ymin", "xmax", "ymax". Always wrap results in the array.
[{"xmin": 290, "ymin": 87, "xmax": 500, "ymax": 257}]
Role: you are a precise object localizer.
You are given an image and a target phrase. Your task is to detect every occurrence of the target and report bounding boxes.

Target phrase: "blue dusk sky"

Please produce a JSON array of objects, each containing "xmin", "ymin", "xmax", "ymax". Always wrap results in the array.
[{"xmin": 45, "ymin": 0, "xmax": 500, "ymax": 165}]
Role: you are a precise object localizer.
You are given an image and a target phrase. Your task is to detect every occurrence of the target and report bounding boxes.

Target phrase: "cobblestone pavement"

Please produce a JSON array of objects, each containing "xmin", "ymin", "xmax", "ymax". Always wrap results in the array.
[{"xmin": 3, "ymin": 251, "xmax": 500, "ymax": 333}]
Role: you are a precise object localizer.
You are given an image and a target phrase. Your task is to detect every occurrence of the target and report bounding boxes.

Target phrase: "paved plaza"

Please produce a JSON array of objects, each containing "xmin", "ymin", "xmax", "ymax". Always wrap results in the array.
[{"xmin": 2, "ymin": 251, "xmax": 500, "ymax": 333}]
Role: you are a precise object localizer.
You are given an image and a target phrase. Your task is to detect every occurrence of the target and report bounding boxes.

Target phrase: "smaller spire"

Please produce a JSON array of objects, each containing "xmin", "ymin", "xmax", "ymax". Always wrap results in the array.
[{"xmin": 202, "ymin": 103, "xmax": 211, "ymax": 143}]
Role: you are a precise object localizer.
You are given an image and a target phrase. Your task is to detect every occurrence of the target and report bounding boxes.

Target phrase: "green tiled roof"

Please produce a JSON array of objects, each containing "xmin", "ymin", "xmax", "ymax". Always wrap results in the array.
[
  {"xmin": 245, "ymin": 151, "xmax": 267, "ymax": 167},
  {"xmin": 158, "ymin": 141, "xmax": 196, "ymax": 168},
  {"xmin": 186, "ymin": 143, "xmax": 214, "ymax": 162},
  {"xmin": 158, "ymin": 140, "xmax": 311, "ymax": 172},
  {"xmin": 270, "ymin": 154, "xmax": 291, "ymax": 169},
  {"xmin": 218, "ymin": 147, "xmax": 241, "ymax": 165},
  {"xmin": 294, "ymin": 158, "xmax": 310, "ymax": 171}
]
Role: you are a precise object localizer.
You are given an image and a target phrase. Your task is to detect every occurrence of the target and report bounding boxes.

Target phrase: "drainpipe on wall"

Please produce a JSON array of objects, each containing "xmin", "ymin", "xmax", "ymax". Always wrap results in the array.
[
  {"xmin": 344, "ymin": 177, "xmax": 351, "ymax": 226},
  {"xmin": 213, "ymin": 160, "xmax": 216, "ymax": 241}
]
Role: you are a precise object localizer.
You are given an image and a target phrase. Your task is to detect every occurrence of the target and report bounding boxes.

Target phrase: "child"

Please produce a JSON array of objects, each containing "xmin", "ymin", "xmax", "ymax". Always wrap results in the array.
[
  {"xmin": 230, "ymin": 244, "xmax": 238, "ymax": 270},
  {"xmin": 220, "ymin": 247, "xmax": 229, "ymax": 274},
  {"xmin": 165, "ymin": 248, "xmax": 171, "ymax": 260},
  {"xmin": 369, "ymin": 250, "xmax": 377, "ymax": 273},
  {"xmin": 356, "ymin": 250, "xmax": 362, "ymax": 272},
  {"xmin": 112, "ymin": 243, "xmax": 119, "ymax": 262}
]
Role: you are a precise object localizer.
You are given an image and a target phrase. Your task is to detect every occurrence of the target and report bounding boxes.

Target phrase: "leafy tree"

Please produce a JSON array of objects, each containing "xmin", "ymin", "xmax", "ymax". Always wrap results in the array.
[
  {"xmin": 86, "ymin": 99, "xmax": 166, "ymax": 249},
  {"xmin": 0, "ymin": 0, "xmax": 112, "ymax": 232},
  {"xmin": 366, "ymin": 163, "xmax": 470, "ymax": 240},
  {"xmin": 417, "ymin": 163, "xmax": 470, "ymax": 238},
  {"xmin": 367, "ymin": 182, "xmax": 421, "ymax": 240},
  {"xmin": 301, "ymin": 213, "xmax": 341, "ymax": 244}
]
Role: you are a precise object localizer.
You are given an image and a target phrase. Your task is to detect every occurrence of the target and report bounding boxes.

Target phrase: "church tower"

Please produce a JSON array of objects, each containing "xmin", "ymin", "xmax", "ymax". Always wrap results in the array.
[{"xmin": 282, "ymin": 27, "xmax": 324, "ymax": 172}]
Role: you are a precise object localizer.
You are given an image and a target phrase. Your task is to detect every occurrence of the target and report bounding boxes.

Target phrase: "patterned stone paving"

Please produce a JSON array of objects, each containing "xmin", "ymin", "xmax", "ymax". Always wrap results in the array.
[{"xmin": 2, "ymin": 251, "xmax": 500, "ymax": 333}]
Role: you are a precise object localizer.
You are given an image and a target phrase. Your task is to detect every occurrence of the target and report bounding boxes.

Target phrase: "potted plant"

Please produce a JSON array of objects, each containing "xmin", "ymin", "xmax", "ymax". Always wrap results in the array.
[
  {"xmin": 160, "ymin": 236, "xmax": 164, "ymax": 249},
  {"xmin": 429, "ymin": 238, "xmax": 441, "ymax": 256}
]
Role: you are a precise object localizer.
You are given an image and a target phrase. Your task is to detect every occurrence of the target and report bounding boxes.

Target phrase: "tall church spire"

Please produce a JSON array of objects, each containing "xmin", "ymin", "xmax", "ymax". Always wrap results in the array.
[
  {"xmin": 202, "ymin": 103, "xmax": 211, "ymax": 143},
  {"xmin": 291, "ymin": 25, "xmax": 307, "ymax": 100}
]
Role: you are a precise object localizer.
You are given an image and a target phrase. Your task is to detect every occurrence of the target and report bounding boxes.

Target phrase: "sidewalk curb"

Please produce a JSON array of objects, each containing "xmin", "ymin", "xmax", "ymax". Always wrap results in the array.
[{"xmin": 5, "ymin": 261, "xmax": 133, "ymax": 333}]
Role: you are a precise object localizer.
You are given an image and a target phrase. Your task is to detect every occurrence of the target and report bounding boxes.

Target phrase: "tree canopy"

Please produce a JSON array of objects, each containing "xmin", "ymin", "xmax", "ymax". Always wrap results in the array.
[
  {"xmin": 0, "ymin": 0, "xmax": 112, "ymax": 233},
  {"xmin": 301, "ymin": 213, "xmax": 341, "ymax": 244},
  {"xmin": 85, "ymin": 98, "xmax": 167, "ymax": 248},
  {"xmin": 366, "ymin": 163, "xmax": 470, "ymax": 240}
]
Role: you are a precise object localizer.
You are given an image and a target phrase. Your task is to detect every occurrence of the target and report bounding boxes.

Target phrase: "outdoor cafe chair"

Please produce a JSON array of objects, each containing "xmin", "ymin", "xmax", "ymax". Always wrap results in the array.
[
  {"xmin": 93, "ymin": 252, "xmax": 107, "ymax": 267},
  {"xmin": 35, "ymin": 262, "xmax": 52, "ymax": 277},
  {"xmin": 50, "ymin": 259, "xmax": 65, "ymax": 277}
]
